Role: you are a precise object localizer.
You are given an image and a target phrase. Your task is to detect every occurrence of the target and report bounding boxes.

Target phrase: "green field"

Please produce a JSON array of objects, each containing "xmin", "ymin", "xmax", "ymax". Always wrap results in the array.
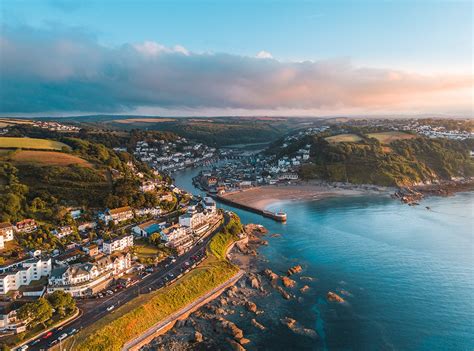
[
  {"xmin": 0, "ymin": 137, "xmax": 69, "ymax": 150},
  {"xmin": 67, "ymin": 218, "xmax": 240, "ymax": 351},
  {"xmin": 325, "ymin": 133, "xmax": 363, "ymax": 143},
  {"xmin": 366, "ymin": 131, "xmax": 416, "ymax": 144}
]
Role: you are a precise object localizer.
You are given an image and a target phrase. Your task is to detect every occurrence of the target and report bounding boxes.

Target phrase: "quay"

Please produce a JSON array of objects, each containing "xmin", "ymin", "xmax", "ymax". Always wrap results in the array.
[{"xmin": 210, "ymin": 194, "xmax": 287, "ymax": 222}]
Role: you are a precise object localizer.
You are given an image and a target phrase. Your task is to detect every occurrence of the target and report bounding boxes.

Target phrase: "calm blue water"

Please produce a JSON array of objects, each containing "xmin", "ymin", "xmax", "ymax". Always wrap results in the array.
[{"xmin": 174, "ymin": 168, "xmax": 474, "ymax": 351}]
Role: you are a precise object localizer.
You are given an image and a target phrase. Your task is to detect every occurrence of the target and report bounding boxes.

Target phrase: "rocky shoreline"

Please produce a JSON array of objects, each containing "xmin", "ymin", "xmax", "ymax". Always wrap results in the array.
[
  {"xmin": 393, "ymin": 179, "xmax": 474, "ymax": 205},
  {"xmin": 141, "ymin": 223, "xmax": 342, "ymax": 351}
]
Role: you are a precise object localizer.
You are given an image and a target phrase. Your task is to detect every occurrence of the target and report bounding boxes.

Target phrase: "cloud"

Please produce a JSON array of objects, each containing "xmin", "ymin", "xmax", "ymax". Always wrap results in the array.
[
  {"xmin": 0, "ymin": 26, "xmax": 472, "ymax": 115},
  {"xmin": 256, "ymin": 50, "xmax": 273, "ymax": 59}
]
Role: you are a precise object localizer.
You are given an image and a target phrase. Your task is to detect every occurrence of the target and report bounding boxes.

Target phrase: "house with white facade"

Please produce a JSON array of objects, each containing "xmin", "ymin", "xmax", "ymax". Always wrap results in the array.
[
  {"xmin": 0, "ymin": 257, "xmax": 52, "ymax": 295},
  {"xmin": 99, "ymin": 206, "xmax": 134, "ymax": 224},
  {"xmin": 52, "ymin": 226, "xmax": 74, "ymax": 239},
  {"xmin": 102, "ymin": 234, "xmax": 134, "ymax": 254},
  {"xmin": 48, "ymin": 252, "xmax": 131, "ymax": 296}
]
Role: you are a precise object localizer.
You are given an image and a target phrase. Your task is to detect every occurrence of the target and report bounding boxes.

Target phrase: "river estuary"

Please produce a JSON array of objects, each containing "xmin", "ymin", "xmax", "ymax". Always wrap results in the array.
[{"xmin": 172, "ymin": 166, "xmax": 474, "ymax": 351}]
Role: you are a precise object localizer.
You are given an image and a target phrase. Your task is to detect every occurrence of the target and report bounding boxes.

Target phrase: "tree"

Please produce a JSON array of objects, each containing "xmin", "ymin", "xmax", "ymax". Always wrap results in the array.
[
  {"xmin": 149, "ymin": 232, "xmax": 162, "ymax": 246},
  {"xmin": 17, "ymin": 298, "xmax": 53, "ymax": 328},
  {"xmin": 47, "ymin": 291, "xmax": 76, "ymax": 317}
]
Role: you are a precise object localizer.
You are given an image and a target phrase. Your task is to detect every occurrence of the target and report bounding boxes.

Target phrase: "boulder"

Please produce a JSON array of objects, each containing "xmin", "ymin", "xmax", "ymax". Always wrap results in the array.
[
  {"xmin": 227, "ymin": 338, "xmax": 246, "ymax": 351},
  {"xmin": 287, "ymin": 265, "xmax": 303, "ymax": 276},
  {"xmin": 250, "ymin": 277, "xmax": 260, "ymax": 289},
  {"xmin": 276, "ymin": 286, "xmax": 291, "ymax": 300},
  {"xmin": 245, "ymin": 301, "xmax": 257, "ymax": 313},
  {"xmin": 281, "ymin": 317, "xmax": 297, "ymax": 329},
  {"xmin": 327, "ymin": 291, "xmax": 345, "ymax": 303},
  {"xmin": 300, "ymin": 285, "xmax": 310, "ymax": 293},
  {"xmin": 251, "ymin": 318, "xmax": 266, "ymax": 330},
  {"xmin": 194, "ymin": 331, "xmax": 203, "ymax": 343},
  {"xmin": 239, "ymin": 338, "xmax": 251, "ymax": 345},
  {"xmin": 263, "ymin": 269, "xmax": 279, "ymax": 281},
  {"xmin": 281, "ymin": 276, "xmax": 296, "ymax": 288}
]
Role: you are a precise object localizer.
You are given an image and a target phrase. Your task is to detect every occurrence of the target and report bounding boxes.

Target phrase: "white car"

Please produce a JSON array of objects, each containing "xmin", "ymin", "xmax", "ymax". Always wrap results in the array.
[{"xmin": 107, "ymin": 305, "xmax": 115, "ymax": 311}]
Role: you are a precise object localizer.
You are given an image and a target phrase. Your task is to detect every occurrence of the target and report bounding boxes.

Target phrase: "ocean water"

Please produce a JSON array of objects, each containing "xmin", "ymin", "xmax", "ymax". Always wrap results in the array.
[{"xmin": 173, "ymin": 168, "xmax": 474, "ymax": 350}]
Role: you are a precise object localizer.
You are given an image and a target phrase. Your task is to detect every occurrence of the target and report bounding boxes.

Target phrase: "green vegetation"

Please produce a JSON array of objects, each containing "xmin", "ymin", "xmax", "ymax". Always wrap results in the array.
[
  {"xmin": 325, "ymin": 133, "xmax": 362, "ymax": 143},
  {"xmin": 366, "ymin": 131, "xmax": 416, "ymax": 144},
  {"xmin": 0, "ymin": 137, "xmax": 69, "ymax": 150},
  {"xmin": 274, "ymin": 129, "xmax": 474, "ymax": 187},
  {"xmin": 71, "ymin": 214, "xmax": 242, "ymax": 351},
  {"xmin": 0, "ymin": 293, "xmax": 77, "ymax": 349}
]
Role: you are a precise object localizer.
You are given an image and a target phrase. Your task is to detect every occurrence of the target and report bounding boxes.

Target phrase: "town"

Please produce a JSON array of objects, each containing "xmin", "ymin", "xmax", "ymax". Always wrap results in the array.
[{"xmin": 0, "ymin": 181, "xmax": 223, "ymax": 349}]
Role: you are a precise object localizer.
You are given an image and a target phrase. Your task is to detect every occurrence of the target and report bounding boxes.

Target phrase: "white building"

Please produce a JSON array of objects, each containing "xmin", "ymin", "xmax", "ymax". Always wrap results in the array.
[
  {"xmin": 0, "ymin": 258, "xmax": 52, "ymax": 295},
  {"xmin": 100, "ymin": 207, "xmax": 134, "ymax": 224},
  {"xmin": 0, "ymin": 223, "xmax": 14, "ymax": 242},
  {"xmin": 52, "ymin": 226, "xmax": 74, "ymax": 239},
  {"xmin": 48, "ymin": 252, "xmax": 131, "ymax": 297},
  {"xmin": 102, "ymin": 234, "xmax": 134, "ymax": 254}
]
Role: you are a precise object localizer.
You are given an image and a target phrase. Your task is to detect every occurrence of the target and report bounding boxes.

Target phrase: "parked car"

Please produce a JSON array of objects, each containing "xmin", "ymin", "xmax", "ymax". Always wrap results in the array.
[
  {"xmin": 107, "ymin": 305, "xmax": 115, "ymax": 311},
  {"xmin": 42, "ymin": 331, "xmax": 53, "ymax": 339}
]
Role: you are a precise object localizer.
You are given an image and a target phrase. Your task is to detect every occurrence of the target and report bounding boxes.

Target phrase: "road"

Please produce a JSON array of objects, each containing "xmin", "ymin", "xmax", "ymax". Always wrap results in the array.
[{"xmin": 29, "ymin": 213, "xmax": 228, "ymax": 351}]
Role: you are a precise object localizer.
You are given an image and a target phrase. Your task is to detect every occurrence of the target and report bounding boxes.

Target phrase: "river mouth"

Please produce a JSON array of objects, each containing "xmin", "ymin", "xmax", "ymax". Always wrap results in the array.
[{"xmin": 170, "ymin": 166, "xmax": 474, "ymax": 351}]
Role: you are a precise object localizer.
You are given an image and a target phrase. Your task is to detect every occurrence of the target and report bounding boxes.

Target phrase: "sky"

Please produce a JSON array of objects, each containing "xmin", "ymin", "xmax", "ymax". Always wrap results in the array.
[{"xmin": 0, "ymin": 0, "xmax": 472, "ymax": 117}]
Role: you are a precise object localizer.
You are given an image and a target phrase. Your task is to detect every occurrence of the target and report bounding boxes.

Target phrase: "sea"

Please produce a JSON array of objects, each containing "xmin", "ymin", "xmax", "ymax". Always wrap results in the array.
[{"xmin": 172, "ymin": 166, "xmax": 474, "ymax": 351}]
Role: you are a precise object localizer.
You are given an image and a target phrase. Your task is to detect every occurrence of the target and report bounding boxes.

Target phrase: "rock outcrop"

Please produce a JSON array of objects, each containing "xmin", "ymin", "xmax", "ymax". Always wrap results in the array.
[
  {"xmin": 251, "ymin": 318, "xmax": 266, "ymax": 330},
  {"xmin": 327, "ymin": 291, "xmax": 345, "ymax": 303},
  {"xmin": 287, "ymin": 265, "xmax": 303, "ymax": 276},
  {"xmin": 281, "ymin": 276, "xmax": 296, "ymax": 288},
  {"xmin": 299, "ymin": 285, "xmax": 310, "ymax": 293},
  {"xmin": 194, "ymin": 331, "xmax": 203, "ymax": 343},
  {"xmin": 263, "ymin": 268, "xmax": 279, "ymax": 282},
  {"xmin": 245, "ymin": 301, "xmax": 257, "ymax": 313}
]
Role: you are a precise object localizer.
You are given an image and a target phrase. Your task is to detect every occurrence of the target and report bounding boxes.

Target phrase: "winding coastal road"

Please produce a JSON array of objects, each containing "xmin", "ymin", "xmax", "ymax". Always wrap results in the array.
[{"xmin": 29, "ymin": 214, "xmax": 228, "ymax": 351}]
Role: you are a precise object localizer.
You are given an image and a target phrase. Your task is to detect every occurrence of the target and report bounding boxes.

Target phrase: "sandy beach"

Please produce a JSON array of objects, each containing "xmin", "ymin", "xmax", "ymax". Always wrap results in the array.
[{"xmin": 220, "ymin": 182, "xmax": 391, "ymax": 210}]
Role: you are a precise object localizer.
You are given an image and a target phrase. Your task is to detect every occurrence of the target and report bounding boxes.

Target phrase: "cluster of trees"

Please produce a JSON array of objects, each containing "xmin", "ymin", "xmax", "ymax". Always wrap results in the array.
[
  {"xmin": 279, "ymin": 131, "xmax": 474, "ymax": 187},
  {"xmin": 17, "ymin": 291, "xmax": 76, "ymax": 330}
]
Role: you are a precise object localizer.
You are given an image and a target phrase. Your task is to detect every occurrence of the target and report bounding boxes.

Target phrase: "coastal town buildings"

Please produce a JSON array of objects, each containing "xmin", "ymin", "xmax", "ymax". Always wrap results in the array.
[
  {"xmin": 134, "ymin": 138, "xmax": 218, "ymax": 173},
  {"xmin": 48, "ymin": 252, "xmax": 132, "ymax": 297},
  {"xmin": 0, "ymin": 223, "xmax": 14, "ymax": 249},
  {"xmin": 132, "ymin": 220, "xmax": 163, "ymax": 237},
  {"xmin": 102, "ymin": 234, "xmax": 134, "ymax": 254},
  {"xmin": 100, "ymin": 206, "xmax": 134, "ymax": 224},
  {"xmin": 14, "ymin": 219, "xmax": 37, "ymax": 233},
  {"xmin": 0, "ymin": 257, "xmax": 52, "ymax": 295}
]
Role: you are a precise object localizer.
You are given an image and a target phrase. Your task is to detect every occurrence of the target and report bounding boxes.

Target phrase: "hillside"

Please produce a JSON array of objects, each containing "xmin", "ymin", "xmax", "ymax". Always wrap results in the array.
[
  {"xmin": 271, "ymin": 131, "xmax": 474, "ymax": 187},
  {"xmin": 0, "ymin": 136, "xmax": 162, "ymax": 224},
  {"xmin": 0, "ymin": 137, "xmax": 69, "ymax": 150}
]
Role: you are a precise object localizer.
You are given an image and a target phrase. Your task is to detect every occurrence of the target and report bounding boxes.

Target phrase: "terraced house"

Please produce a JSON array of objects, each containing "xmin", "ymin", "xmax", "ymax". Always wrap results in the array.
[
  {"xmin": 100, "ymin": 206, "xmax": 134, "ymax": 224},
  {"xmin": 48, "ymin": 252, "xmax": 132, "ymax": 297},
  {"xmin": 0, "ymin": 257, "xmax": 52, "ymax": 295}
]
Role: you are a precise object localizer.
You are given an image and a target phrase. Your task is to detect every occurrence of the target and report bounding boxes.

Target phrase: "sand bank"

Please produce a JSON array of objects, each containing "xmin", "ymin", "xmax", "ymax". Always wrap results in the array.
[{"xmin": 220, "ymin": 182, "xmax": 390, "ymax": 210}]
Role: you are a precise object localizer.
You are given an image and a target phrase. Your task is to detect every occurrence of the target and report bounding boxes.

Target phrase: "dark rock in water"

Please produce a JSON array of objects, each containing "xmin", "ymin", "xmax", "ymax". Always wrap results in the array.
[
  {"xmin": 227, "ymin": 338, "xmax": 246, "ymax": 351},
  {"xmin": 287, "ymin": 265, "xmax": 303, "ymax": 276},
  {"xmin": 194, "ymin": 331, "xmax": 203, "ymax": 343},
  {"xmin": 300, "ymin": 285, "xmax": 310, "ymax": 293},
  {"xmin": 281, "ymin": 317, "xmax": 297, "ymax": 329},
  {"xmin": 250, "ymin": 276, "xmax": 260, "ymax": 289},
  {"xmin": 327, "ymin": 291, "xmax": 345, "ymax": 303},
  {"xmin": 263, "ymin": 268, "xmax": 279, "ymax": 281},
  {"xmin": 281, "ymin": 316, "xmax": 318, "ymax": 339},
  {"xmin": 277, "ymin": 286, "xmax": 292, "ymax": 300},
  {"xmin": 239, "ymin": 337, "xmax": 251, "ymax": 345},
  {"xmin": 245, "ymin": 301, "xmax": 257, "ymax": 313},
  {"xmin": 281, "ymin": 276, "xmax": 296, "ymax": 288},
  {"xmin": 251, "ymin": 318, "xmax": 266, "ymax": 330}
]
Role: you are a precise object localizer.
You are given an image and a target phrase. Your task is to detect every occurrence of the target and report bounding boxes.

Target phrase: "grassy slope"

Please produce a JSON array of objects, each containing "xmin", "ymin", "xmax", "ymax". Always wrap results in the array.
[
  {"xmin": 0, "ymin": 137, "xmax": 69, "ymax": 150},
  {"xmin": 7, "ymin": 150, "xmax": 92, "ymax": 167},
  {"xmin": 70, "ymin": 220, "xmax": 240, "ymax": 351}
]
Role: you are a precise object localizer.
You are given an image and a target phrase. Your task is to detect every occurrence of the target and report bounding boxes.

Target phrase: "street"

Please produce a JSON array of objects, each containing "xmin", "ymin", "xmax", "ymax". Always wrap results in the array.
[{"xmin": 29, "ymin": 214, "xmax": 227, "ymax": 350}]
